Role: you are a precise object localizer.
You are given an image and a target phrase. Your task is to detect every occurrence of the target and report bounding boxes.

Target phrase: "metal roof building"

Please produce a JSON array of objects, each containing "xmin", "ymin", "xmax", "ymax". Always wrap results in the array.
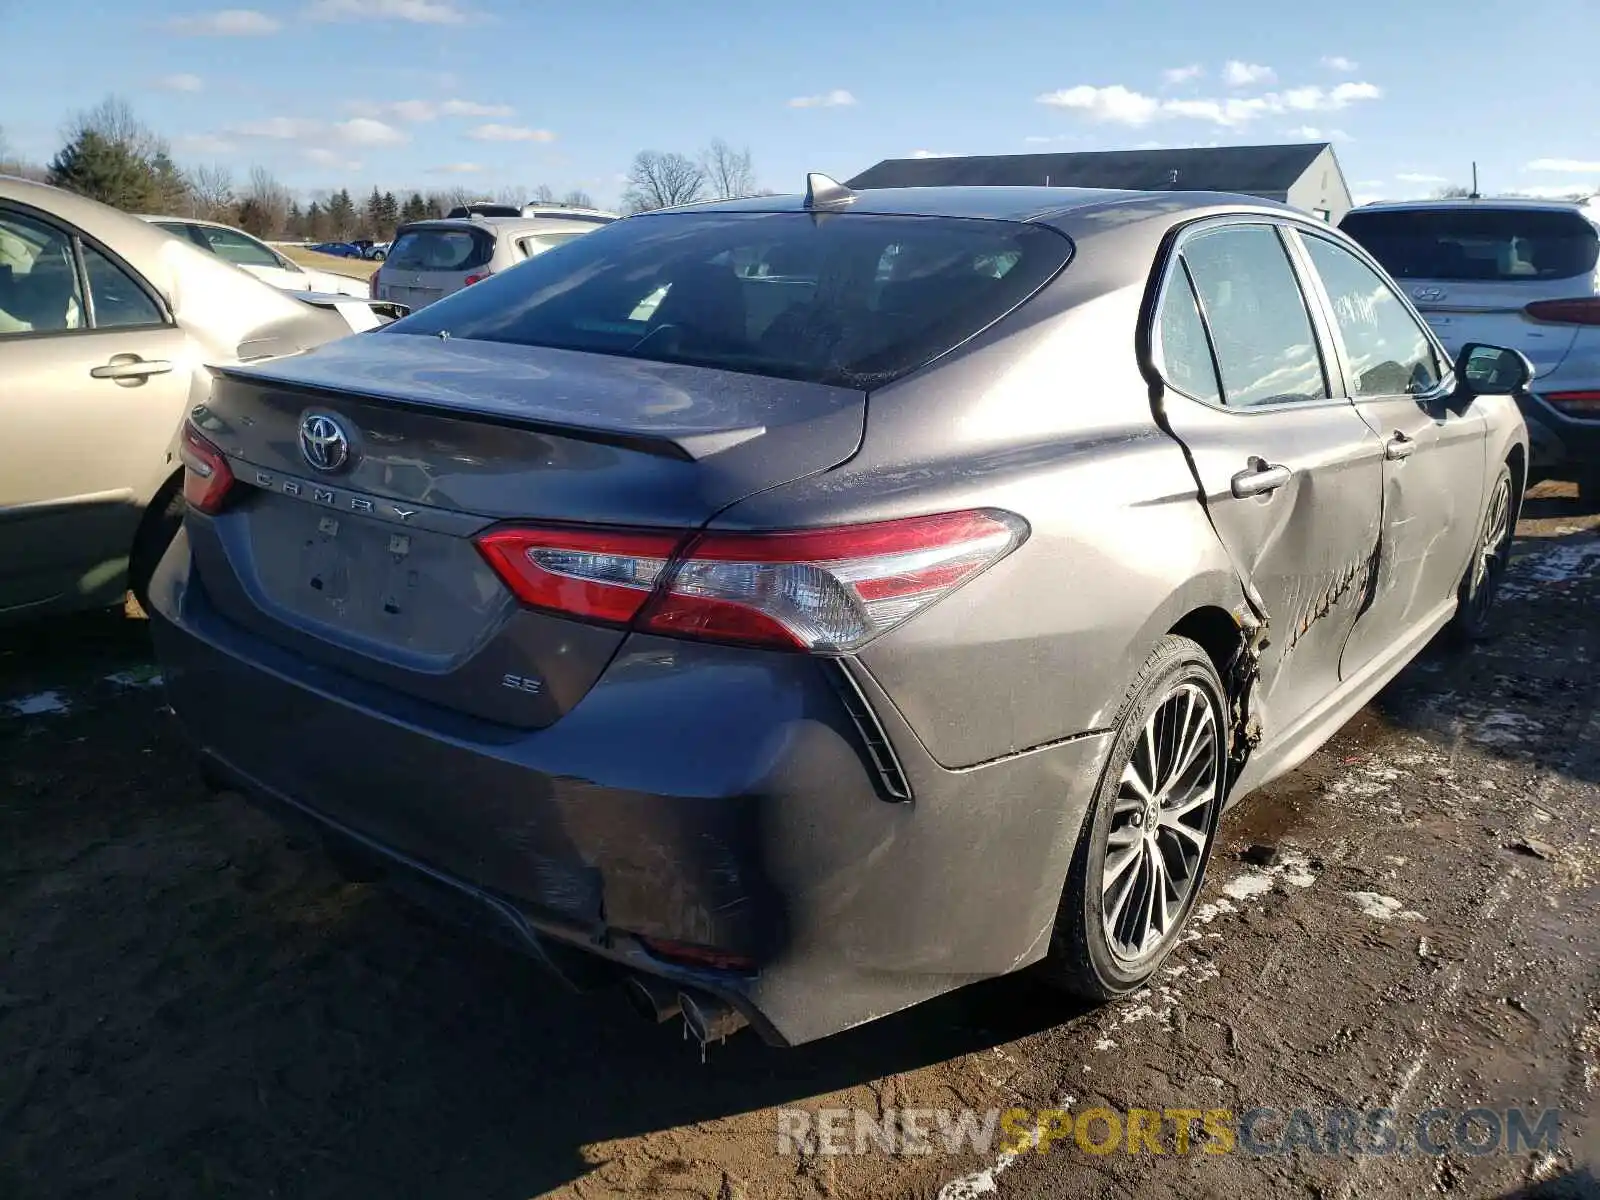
[{"xmin": 848, "ymin": 143, "xmax": 1354, "ymax": 224}]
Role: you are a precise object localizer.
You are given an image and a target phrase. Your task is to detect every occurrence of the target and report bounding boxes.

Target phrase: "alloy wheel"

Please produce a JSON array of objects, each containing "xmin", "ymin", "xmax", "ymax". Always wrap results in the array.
[
  {"xmin": 1468, "ymin": 474, "xmax": 1513, "ymax": 623},
  {"xmin": 1100, "ymin": 682, "xmax": 1222, "ymax": 964}
]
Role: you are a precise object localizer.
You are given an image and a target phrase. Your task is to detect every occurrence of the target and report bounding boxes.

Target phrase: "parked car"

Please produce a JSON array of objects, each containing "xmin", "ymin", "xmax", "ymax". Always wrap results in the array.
[
  {"xmin": 307, "ymin": 242, "xmax": 364, "ymax": 260},
  {"xmin": 149, "ymin": 179, "xmax": 1529, "ymax": 1048},
  {"xmin": 142, "ymin": 218, "xmax": 372, "ymax": 298},
  {"xmin": 1341, "ymin": 198, "xmax": 1600, "ymax": 501},
  {"xmin": 518, "ymin": 202, "xmax": 618, "ymax": 226},
  {"xmin": 444, "ymin": 201, "xmax": 522, "ymax": 219},
  {"xmin": 371, "ymin": 215, "xmax": 597, "ymax": 309},
  {"xmin": 365, "ymin": 242, "xmax": 389, "ymax": 262},
  {"xmin": 0, "ymin": 176, "xmax": 386, "ymax": 621}
]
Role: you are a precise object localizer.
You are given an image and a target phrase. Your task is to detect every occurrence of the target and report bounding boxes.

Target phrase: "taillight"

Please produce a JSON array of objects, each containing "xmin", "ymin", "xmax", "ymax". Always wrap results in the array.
[
  {"xmin": 463, "ymin": 271, "xmax": 491, "ymax": 286},
  {"xmin": 1524, "ymin": 297, "xmax": 1600, "ymax": 326},
  {"xmin": 1545, "ymin": 389, "xmax": 1600, "ymax": 419},
  {"xmin": 475, "ymin": 510, "xmax": 1027, "ymax": 652},
  {"xmin": 369, "ymin": 270, "xmax": 380, "ymax": 299},
  {"xmin": 178, "ymin": 422, "xmax": 235, "ymax": 514}
]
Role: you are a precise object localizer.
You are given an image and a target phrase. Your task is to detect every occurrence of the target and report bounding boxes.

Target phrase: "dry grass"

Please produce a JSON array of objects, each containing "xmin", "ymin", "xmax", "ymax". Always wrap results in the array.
[{"xmin": 278, "ymin": 245, "xmax": 380, "ymax": 280}]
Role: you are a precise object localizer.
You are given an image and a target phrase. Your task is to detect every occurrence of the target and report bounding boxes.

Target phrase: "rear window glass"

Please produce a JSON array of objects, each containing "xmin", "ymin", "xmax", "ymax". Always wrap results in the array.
[
  {"xmin": 386, "ymin": 211, "xmax": 1072, "ymax": 388},
  {"xmin": 387, "ymin": 227, "xmax": 492, "ymax": 272},
  {"xmin": 1340, "ymin": 208, "xmax": 1600, "ymax": 282}
]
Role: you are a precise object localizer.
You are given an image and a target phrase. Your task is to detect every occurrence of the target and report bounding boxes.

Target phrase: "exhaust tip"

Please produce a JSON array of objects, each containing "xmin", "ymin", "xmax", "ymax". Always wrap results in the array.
[
  {"xmin": 624, "ymin": 974, "xmax": 682, "ymax": 1024},
  {"xmin": 678, "ymin": 990, "xmax": 749, "ymax": 1047}
]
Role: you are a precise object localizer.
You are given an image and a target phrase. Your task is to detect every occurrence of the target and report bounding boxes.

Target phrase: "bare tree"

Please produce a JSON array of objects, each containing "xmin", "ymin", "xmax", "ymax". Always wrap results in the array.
[
  {"xmin": 67, "ymin": 96, "xmax": 168, "ymax": 163},
  {"xmin": 701, "ymin": 139, "xmax": 756, "ymax": 200},
  {"xmin": 494, "ymin": 185, "xmax": 526, "ymax": 206},
  {"xmin": 561, "ymin": 188, "xmax": 594, "ymax": 208},
  {"xmin": 1433, "ymin": 184, "xmax": 1473, "ymax": 199},
  {"xmin": 532, "ymin": 183, "xmax": 555, "ymax": 203},
  {"xmin": 185, "ymin": 163, "xmax": 236, "ymax": 221},
  {"xmin": 622, "ymin": 150, "xmax": 705, "ymax": 213},
  {"xmin": 242, "ymin": 165, "xmax": 292, "ymax": 239}
]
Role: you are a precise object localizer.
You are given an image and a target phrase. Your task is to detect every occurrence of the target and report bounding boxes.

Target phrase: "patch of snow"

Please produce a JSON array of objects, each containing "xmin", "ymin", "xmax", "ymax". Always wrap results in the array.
[
  {"xmin": 1222, "ymin": 872, "xmax": 1274, "ymax": 900},
  {"xmin": 1094, "ymin": 1036, "xmax": 1117, "ymax": 1052},
  {"xmin": 1475, "ymin": 711, "xmax": 1543, "ymax": 748},
  {"xmin": 1348, "ymin": 891, "xmax": 1425, "ymax": 922},
  {"xmin": 105, "ymin": 668, "xmax": 163, "ymax": 689},
  {"xmin": 1503, "ymin": 540, "xmax": 1600, "ymax": 598},
  {"xmin": 1192, "ymin": 899, "xmax": 1236, "ymax": 924},
  {"xmin": 6, "ymin": 691, "xmax": 69, "ymax": 716}
]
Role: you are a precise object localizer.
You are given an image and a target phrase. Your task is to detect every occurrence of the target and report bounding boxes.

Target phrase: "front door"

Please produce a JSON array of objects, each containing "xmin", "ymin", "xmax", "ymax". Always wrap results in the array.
[
  {"xmin": 1152, "ymin": 221, "xmax": 1385, "ymax": 742},
  {"xmin": 1292, "ymin": 230, "xmax": 1489, "ymax": 677},
  {"xmin": 0, "ymin": 208, "xmax": 191, "ymax": 613}
]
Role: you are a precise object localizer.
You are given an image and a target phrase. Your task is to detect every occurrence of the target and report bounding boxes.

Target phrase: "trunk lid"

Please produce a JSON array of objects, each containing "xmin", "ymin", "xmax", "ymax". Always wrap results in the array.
[
  {"xmin": 191, "ymin": 334, "xmax": 865, "ymax": 727},
  {"xmin": 1396, "ymin": 275, "xmax": 1586, "ymax": 377}
]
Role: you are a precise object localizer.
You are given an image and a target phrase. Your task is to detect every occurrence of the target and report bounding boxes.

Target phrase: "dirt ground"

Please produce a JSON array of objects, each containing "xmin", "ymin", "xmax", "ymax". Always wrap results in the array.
[{"xmin": 2, "ymin": 483, "xmax": 1597, "ymax": 1200}]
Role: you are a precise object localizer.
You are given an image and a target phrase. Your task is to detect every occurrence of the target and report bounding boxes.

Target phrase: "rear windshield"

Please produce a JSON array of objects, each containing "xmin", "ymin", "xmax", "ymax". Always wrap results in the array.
[
  {"xmin": 385, "ymin": 211, "xmax": 1072, "ymax": 388},
  {"xmin": 1341, "ymin": 208, "xmax": 1600, "ymax": 282},
  {"xmin": 387, "ymin": 227, "xmax": 493, "ymax": 272}
]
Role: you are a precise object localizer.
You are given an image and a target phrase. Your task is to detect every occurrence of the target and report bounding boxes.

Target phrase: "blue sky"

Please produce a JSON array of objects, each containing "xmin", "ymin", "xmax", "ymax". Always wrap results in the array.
[{"xmin": 4, "ymin": 0, "xmax": 1598, "ymax": 209}]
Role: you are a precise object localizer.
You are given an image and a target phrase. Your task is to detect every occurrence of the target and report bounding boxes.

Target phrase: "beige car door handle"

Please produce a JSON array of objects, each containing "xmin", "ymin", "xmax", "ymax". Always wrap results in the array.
[
  {"xmin": 90, "ymin": 356, "xmax": 172, "ymax": 381},
  {"xmin": 1385, "ymin": 432, "xmax": 1417, "ymax": 461},
  {"xmin": 1231, "ymin": 459, "xmax": 1293, "ymax": 498}
]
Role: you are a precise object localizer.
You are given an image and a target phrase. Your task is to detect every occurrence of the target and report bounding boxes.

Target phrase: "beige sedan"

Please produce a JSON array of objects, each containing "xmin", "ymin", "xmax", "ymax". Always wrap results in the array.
[{"xmin": 0, "ymin": 176, "xmax": 380, "ymax": 621}]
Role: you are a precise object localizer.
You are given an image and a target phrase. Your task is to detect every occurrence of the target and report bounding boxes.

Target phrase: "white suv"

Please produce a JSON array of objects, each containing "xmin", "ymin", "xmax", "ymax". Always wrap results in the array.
[
  {"xmin": 1341, "ymin": 198, "xmax": 1600, "ymax": 500},
  {"xmin": 371, "ymin": 216, "xmax": 599, "ymax": 311}
]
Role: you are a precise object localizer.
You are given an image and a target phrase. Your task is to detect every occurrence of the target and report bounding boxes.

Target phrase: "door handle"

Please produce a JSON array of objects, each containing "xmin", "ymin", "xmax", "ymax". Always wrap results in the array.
[
  {"xmin": 1231, "ymin": 458, "xmax": 1293, "ymax": 498},
  {"xmin": 1384, "ymin": 431, "xmax": 1416, "ymax": 461},
  {"xmin": 90, "ymin": 355, "xmax": 172, "ymax": 382}
]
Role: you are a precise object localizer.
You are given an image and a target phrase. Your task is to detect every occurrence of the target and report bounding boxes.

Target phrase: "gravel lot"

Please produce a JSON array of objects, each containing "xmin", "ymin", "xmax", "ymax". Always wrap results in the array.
[{"xmin": 2, "ymin": 483, "xmax": 1597, "ymax": 1200}]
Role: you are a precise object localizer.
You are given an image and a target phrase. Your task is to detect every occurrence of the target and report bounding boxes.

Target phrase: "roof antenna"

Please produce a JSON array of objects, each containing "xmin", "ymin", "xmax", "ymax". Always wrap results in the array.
[
  {"xmin": 1469, "ymin": 161, "xmax": 1481, "ymax": 200},
  {"xmin": 804, "ymin": 172, "xmax": 856, "ymax": 210}
]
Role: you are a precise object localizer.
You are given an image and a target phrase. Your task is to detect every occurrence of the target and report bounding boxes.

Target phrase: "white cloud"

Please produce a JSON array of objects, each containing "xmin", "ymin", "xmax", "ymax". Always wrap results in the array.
[
  {"xmin": 441, "ymin": 98, "xmax": 513, "ymax": 117},
  {"xmin": 305, "ymin": 147, "xmax": 363, "ymax": 170},
  {"xmin": 1163, "ymin": 64, "xmax": 1204, "ymax": 85},
  {"xmin": 1397, "ymin": 172, "xmax": 1447, "ymax": 184},
  {"xmin": 176, "ymin": 133, "xmax": 235, "ymax": 155},
  {"xmin": 1527, "ymin": 158, "xmax": 1600, "ymax": 173},
  {"xmin": 1322, "ymin": 55, "xmax": 1359, "ymax": 72},
  {"xmin": 1224, "ymin": 60, "xmax": 1276, "ymax": 86},
  {"xmin": 168, "ymin": 8, "xmax": 281, "ymax": 35},
  {"xmin": 230, "ymin": 116, "xmax": 322, "ymax": 139},
  {"xmin": 336, "ymin": 117, "xmax": 407, "ymax": 145},
  {"xmin": 466, "ymin": 123, "xmax": 556, "ymax": 142},
  {"xmin": 156, "ymin": 73, "xmax": 204, "ymax": 92},
  {"xmin": 1287, "ymin": 125, "xmax": 1352, "ymax": 141},
  {"xmin": 428, "ymin": 162, "xmax": 483, "ymax": 174},
  {"xmin": 1023, "ymin": 134, "xmax": 1075, "ymax": 145},
  {"xmin": 910, "ymin": 149, "xmax": 957, "ymax": 159},
  {"xmin": 1353, "ymin": 179, "xmax": 1385, "ymax": 188},
  {"xmin": 387, "ymin": 99, "xmax": 438, "ymax": 122},
  {"xmin": 788, "ymin": 89, "xmax": 857, "ymax": 109},
  {"xmin": 307, "ymin": 0, "xmax": 466, "ymax": 22},
  {"xmin": 1037, "ymin": 84, "xmax": 1161, "ymax": 125},
  {"xmin": 1037, "ymin": 78, "xmax": 1381, "ymax": 128}
]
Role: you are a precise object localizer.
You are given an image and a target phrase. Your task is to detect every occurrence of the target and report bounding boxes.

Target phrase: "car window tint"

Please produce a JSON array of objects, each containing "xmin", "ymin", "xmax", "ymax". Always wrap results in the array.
[
  {"xmin": 392, "ymin": 212, "xmax": 1073, "ymax": 389},
  {"xmin": 1182, "ymin": 225, "xmax": 1328, "ymax": 408},
  {"xmin": 1156, "ymin": 266, "xmax": 1221, "ymax": 404},
  {"xmin": 0, "ymin": 211, "xmax": 85, "ymax": 336},
  {"xmin": 1303, "ymin": 235, "xmax": 1440, "ymax": 397},
  {"xmin": 1341, "ymin": 207, "xmax": 1599, "ymax": 282},
  {"xmin": 81, "ymin": 244, "xmax": 163, "ymax": 329},
  {"xmin": 388, "ymin": 228, "xmax": 492, "ymax": 272},
  {"xmin": 199, "ymin": 225, "xmax": 283, "ymax": 270}
]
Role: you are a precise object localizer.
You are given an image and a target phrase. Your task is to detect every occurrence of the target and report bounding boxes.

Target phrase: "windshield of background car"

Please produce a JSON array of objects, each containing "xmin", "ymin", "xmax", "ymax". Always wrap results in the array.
[
  {"xmin": 386, "ymin": 227, "xmax": 493, "ymax": 272},
  {"xmin": 1340, "ymin": 208, "xmax": 1600, "ymax": 282},
  {"xmin": 387, "ymin": 211, "xmax": 1073, "ymax": 388}
]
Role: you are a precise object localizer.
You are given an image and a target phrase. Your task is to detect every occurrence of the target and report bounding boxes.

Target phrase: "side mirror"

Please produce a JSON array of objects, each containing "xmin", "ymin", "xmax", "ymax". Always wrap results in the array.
[{"xmin": 1455, "ymin": 342, "xmax": 1534, "ymax": 398}]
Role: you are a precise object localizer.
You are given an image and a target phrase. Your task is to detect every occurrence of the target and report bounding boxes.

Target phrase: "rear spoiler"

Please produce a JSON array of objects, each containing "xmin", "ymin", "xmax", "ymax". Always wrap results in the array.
[{"xmin": 294, "ymin": 292, "xmax": 410, "ymax": 332}]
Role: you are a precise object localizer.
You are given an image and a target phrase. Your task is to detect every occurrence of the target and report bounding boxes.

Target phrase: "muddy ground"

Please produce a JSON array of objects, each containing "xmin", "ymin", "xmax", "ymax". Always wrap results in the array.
[{"xmin": 2, "ymin": 482, "xmax": 1597, "ymax": 1200}]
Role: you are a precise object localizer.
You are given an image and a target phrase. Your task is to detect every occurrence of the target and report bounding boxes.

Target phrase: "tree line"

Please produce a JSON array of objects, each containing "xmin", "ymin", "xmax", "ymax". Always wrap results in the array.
[{"xmin": 3, "ymin": 96, "xmax": 767, "ymax": 245}]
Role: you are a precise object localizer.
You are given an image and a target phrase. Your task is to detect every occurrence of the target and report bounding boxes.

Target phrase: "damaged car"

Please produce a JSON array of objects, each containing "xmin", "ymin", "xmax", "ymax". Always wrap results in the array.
[
  {"xmin": 147, "ymin": 175, "xmax": 1530, "ymax": 1047},
  {"xmin": 0, "ymin": 176, "xmax": 397, "ymax": 621}
]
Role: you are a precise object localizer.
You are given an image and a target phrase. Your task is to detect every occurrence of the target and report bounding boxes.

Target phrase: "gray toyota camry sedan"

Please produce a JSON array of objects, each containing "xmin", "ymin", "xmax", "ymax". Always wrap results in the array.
[{"xmin": 148, "ymin": 177, "xmax": 1530, "ymax": 1047}]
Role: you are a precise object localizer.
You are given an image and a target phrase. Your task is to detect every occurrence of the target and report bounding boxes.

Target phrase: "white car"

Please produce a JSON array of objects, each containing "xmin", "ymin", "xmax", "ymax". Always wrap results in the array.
[
  {"xmin": 1341, "ymin": 198, "xmax": 1600, "ymax": 500},
  {"xmin": 140, "ymin": 217, "xmax": 372, "ymax": 298}
]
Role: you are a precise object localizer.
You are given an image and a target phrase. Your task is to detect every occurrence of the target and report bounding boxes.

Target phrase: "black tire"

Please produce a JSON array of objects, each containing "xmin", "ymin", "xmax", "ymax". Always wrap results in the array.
[
  {"xmin": 1041, "ymin": 634, "xmax": 1228, "ymax": 1000},
  {"xmin": 128, "ymin": 486, "xmax": 185, "ymax": 615},
  {"xmin": 1449, "ymin": 464, "xmax": 1515, "ymax": 645}
]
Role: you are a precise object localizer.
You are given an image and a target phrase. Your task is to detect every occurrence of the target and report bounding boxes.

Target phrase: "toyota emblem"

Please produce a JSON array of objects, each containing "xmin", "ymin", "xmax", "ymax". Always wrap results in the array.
[{"xmin": 299, "ymin": 412, "xmax": 351, "ymax": 473}]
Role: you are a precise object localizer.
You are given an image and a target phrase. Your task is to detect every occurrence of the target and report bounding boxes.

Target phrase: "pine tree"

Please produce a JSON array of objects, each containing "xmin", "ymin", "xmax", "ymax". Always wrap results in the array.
[
  {"xmin": 48, "ymin": 130, "xmax": 165, "ymax": 211},
  {"xmin": 379, "ymin": 190, "xmax": 399, "ymax": 237},
  {"xmin": 326, "ymin": 189, "xmax": 355, "ymax": 239}
]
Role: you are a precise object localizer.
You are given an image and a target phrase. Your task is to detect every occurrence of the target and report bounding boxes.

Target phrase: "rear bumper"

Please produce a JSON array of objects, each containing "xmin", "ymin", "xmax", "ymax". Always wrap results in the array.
[
  {"xmin": 1521, "ymin": 374, "xmax": 1600, "ymax": 476},
  {"xmin": 148, "ymin": 530, "xmax": 1112, "ymax": 1044}
]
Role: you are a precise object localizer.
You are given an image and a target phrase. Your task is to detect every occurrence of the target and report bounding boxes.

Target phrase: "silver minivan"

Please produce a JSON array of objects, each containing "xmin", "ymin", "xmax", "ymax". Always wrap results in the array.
[{"xmin": 372, "ymin": 216, "xmax": 598, "ymax": 310}]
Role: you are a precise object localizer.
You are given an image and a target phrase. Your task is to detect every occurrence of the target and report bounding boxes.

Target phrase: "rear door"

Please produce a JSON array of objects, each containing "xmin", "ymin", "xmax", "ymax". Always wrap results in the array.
[
  {"xmin": 1293, "ymin": 229, "xmax": 1487, "ymax": 677},
  {"xmin": 1340, "ymin": 206, "xmax": 1600, "ymax": 376},
  {"xmin": 0, "ymin": 206, "xmax": 191, "ymax": 613},
  {"xmin": 377, "ymin": 224, "xmax": 492, "ymax": 308},
  {"xmin": 1153, "ymin": 220, "xmax": 1385, "ymax": 739}
]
